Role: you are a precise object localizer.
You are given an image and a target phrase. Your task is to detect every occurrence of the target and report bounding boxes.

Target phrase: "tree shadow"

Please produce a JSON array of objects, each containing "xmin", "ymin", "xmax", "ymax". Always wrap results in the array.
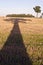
[
  {"xmin": 0, "ymin": 18, "xmax": 32, "ymax": 65},
  {"xmin": 4, "ymin": 17, "xmax": 32, "ymax": 23}
]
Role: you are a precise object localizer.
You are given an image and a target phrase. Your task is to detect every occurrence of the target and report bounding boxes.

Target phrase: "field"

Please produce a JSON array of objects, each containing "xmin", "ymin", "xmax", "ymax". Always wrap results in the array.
[{"xmin": 0, "ymin": 17, "xmax": 43, "ymax": 65}]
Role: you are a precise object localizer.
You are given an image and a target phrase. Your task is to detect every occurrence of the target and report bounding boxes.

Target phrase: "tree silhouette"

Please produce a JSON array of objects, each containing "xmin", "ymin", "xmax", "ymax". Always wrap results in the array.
[
  {"xmin": 0, "ymin": 18, "xmax": 32, "ymax": 65},
  {"xmin": 33, "ymin": 6, "xmax": 41, "ymax": 17}
]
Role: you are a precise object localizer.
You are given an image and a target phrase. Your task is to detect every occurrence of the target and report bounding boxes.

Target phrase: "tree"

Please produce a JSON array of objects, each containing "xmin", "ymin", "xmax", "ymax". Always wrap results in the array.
[
  {"xmin": 33, "ymin": 6, "xmax": 41, "ymax": 17},
  {"xmin": 42, "ymin": 13, "xmax": 43, "ymax": 18}
]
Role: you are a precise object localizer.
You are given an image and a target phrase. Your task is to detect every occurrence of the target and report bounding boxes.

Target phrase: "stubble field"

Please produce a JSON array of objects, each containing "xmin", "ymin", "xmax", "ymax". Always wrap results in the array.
[{"xmin": 0, "ymin": 17, "xmax": 43, "ymax": 65}]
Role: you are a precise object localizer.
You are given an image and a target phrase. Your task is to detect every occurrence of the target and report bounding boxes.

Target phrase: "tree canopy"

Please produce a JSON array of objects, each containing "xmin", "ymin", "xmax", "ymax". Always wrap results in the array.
[{"xmin": 33, "ymin": 6, "xmax": 41, "ymax": 17}]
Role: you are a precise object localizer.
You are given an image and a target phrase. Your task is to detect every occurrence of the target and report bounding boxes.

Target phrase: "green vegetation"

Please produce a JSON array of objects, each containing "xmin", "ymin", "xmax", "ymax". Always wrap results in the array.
[
  {"xmin": 33, "ymin": 6, "xmax": 41, "ymax": 17},
  {"xmin": 6, "ymin": 14, "xmax": 35, "ymax": 17}
]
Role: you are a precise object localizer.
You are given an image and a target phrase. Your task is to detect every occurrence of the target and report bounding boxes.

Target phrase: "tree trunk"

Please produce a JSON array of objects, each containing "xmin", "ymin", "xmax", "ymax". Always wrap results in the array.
[{"xmin": 36, "ymin": 13, "xmax": 38, "ymax": 18}]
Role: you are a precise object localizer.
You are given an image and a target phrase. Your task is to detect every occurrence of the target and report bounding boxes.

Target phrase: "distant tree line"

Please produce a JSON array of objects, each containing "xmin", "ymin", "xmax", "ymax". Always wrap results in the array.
[
  {"xmin": 6, "ymin": 6, "xmax": 43, "ymax": 18},
  {"xmin": 6, "ymin": 14, "xmax": 35, "ymax": 17}
]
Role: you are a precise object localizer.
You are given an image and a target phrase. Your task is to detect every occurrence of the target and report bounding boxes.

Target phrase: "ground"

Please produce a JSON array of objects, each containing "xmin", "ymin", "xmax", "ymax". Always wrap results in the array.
[{"xmin": 0, "ymin": 17, "xmax": 43, "ymax": 65}]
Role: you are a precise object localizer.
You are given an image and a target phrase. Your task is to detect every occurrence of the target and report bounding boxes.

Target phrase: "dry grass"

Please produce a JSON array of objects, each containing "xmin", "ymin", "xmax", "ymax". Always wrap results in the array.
[
  {"xmin": 0, "ymin": 17, "xmax": 43, "ymax": 34},
  {"xmin": 0, "ymin": 17, "xmax": 43, "ymax": 65},
  {"xmin": 19, "ymin": 18, "xmax": 43, "ymax": 34}
]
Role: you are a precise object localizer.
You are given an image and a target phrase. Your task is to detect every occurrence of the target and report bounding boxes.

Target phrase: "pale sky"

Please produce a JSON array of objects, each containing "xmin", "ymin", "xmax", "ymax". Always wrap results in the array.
[{"xmin": 0, "ymin": 0, "xmax": 43, "ymax": 16}]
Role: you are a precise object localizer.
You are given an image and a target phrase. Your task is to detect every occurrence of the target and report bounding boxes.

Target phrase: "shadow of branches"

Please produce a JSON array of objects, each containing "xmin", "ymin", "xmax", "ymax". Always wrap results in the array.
[{"xmin": 0, "ymin": 18, "xmax": 32, "ymax": 65}]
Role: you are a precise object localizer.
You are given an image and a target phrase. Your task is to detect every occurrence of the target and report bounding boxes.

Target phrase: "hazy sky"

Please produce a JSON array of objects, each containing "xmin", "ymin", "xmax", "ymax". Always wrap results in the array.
[{"xmin": 0, "ymin": 0, "xmax": 43, "ymax": 16}]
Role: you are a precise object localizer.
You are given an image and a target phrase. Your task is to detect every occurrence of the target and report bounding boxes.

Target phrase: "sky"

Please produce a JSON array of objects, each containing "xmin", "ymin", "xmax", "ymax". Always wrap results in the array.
[{"xmin": 0, "ymin": 0, "xmax": 43, "ymax": 16}]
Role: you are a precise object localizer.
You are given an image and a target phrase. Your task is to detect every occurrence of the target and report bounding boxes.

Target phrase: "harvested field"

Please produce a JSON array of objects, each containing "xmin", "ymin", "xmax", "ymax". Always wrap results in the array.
[{"xmin": 0, "ymin": 17, "xmax": 43, "ymax": 65}]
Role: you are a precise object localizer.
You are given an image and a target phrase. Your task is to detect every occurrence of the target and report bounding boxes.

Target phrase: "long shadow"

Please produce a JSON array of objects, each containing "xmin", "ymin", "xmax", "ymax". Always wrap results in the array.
[{"xmin": 0, "ymin": 18, "xmax": 32, "ymax": 65}]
